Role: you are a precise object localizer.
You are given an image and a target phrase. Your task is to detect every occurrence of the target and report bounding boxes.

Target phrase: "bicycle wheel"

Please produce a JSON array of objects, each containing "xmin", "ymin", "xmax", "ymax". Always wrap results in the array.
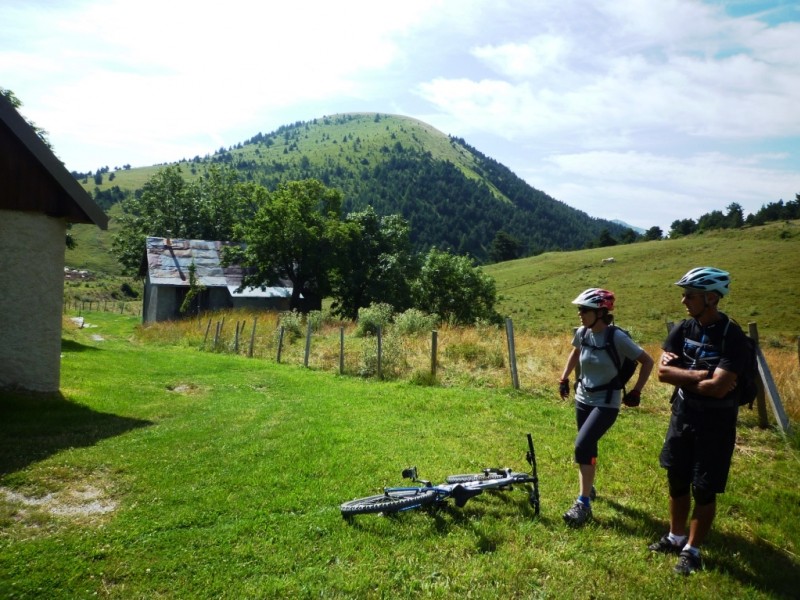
[
  {"xmin": 446, "ymin": 472, "xmax": 505, "ymax": 484},
  {"xmin": 341, "ymin": 488, "xmax": 438, "ymax": 516}
]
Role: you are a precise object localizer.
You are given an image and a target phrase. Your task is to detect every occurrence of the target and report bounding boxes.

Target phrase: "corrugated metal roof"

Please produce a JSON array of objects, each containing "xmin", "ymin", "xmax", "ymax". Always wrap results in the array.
[{"xmin": 145, "ymin": 237, "xmax": 292, "ymax": 295}]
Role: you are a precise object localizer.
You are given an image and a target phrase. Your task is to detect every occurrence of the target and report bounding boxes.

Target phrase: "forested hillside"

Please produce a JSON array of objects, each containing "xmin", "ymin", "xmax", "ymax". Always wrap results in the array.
[{"xmin": 76, "ymin": 113, "xmax": 630, "ymax": 269}]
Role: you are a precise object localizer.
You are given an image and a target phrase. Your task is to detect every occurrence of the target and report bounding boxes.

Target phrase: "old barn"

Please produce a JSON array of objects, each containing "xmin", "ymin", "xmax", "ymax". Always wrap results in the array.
[{"xmin": 141, "ymin": 236, "xmax": 293, "ymax": 323}]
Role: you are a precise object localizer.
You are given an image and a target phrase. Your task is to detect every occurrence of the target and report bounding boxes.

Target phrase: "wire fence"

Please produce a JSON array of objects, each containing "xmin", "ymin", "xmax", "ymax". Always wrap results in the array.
[{"xmin": 63, "ymin": 298, "xmax": 143, "ymax": 316}]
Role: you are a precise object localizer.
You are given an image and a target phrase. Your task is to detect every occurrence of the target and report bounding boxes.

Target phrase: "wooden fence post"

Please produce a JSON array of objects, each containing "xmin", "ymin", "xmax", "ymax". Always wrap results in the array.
[
  {"xmin": 749, "ymin": 323, "xmax": 791, "ymax": 434},
  {"xmin": 339, "ymin": 327, "xmax": 345, "ymax": 375},
  {"xmin": 276, "ymin": 326, "xmax": 285, "ymax": 363},
  {"xmin": 377, "ymin": 325, "xmax": 383, "ymax": 379},
  {"xmin": 304, "ymin": 320, "xmax": 312, "ymax": 367},
  {"xmin": 202, "ymin": 319, "xmax": 212, "ymax": 348},
  {"xmin": 248, "ymin": 318, "xmax": 257, "ymax": 358},
  {"xmin": 746, "ymin": 323, "xmax": 770, "ymax": 428},
  {"xmin": 234, "ymin": 321, "xmax": 241, "ymax": 354},
  {"xmin": 431, "ymin": 330, "xmax": 438, "ymax": 378},
  {"xmin": 213, "ymin": 321, "xmax": 221, "ymax": 351},
  {"xmin": 505, "ymin": 317, "xmax": 519, "ymax": 389}
]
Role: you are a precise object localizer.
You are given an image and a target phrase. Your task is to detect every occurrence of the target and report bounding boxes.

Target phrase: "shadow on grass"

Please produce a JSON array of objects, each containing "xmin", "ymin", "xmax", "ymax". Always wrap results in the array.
[
  {"xmin": 0, "ymin": 390, "xmax": 152, "ymax": 476},
  {"xmin": 61, "ymin": 339, "xmax": 102, "ymax": 353},
  {"xmin": 603, "ymin": 498, "xmax": 800, "ymax": 597}
]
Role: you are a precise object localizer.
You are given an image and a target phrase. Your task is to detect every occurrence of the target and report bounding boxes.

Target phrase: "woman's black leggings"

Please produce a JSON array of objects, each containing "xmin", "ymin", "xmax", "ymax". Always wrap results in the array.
[{"xmin": 574, "ymin": 401, "xmax": 619, "ymax": 465}]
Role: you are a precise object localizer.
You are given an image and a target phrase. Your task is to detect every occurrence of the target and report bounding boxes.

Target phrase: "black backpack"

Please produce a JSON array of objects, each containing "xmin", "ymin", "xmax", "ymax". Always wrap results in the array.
[
  {"xmin": 678, "ymin": 318, "xmax": 759, "ymax": 409},
  {"xmin": 578, "ymin": 325, "xmax": 638, "ymax": 403},
  {"xmin": 722, "ymin": 320, "xmax": 759, "ymax": 410}
]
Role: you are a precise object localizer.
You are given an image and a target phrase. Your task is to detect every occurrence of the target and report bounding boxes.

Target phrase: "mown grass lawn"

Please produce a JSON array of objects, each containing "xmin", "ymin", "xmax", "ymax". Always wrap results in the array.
[{"xmin": 1, "ymin": 311, "xmax": 798, "ymax": 598}]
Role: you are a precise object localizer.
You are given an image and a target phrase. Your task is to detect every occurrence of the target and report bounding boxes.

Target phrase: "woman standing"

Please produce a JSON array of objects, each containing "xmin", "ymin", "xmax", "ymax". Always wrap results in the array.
[{"xmin": 558, "ymin": 288, "xmax": 654, "ymax": 526}]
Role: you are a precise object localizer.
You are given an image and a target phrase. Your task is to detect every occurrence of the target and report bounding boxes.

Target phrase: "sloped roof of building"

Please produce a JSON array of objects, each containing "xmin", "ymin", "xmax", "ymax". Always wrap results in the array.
[
  {"xmin": 0, "ymin": 94, "xmax": 108, "ymax": 228},
  {"xmin": 144, "ymin": 236, "xmax": 291, "ymax": 298}
]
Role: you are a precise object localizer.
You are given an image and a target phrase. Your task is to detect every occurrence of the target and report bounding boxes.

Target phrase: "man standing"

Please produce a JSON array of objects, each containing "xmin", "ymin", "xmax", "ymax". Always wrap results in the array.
[{"xmin": 650, "ymin": 267, "xmax": 748, "ymax": 575}]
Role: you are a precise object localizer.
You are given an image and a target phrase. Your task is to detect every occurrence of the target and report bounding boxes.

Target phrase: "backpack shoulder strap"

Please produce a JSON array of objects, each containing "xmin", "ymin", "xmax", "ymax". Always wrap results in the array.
[
  {"xmin": 605, "ymin": 326, "xmax": 622, "ymax": 372},
  {"xmin": 720, "ymin": 317, "xmax": 733, "ymax": 353}
]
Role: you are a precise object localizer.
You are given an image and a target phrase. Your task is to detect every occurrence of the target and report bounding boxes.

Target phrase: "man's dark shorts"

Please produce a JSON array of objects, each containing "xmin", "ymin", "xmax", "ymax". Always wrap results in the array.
[{"xmin": 659, "ymin": 406, "xmax": 738, "ymax": 493}]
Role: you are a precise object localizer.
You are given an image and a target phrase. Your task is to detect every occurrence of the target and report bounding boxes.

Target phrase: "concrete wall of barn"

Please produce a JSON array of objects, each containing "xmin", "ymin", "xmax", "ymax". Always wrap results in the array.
[
  {"xmin": 0, "ymin": 210, "xmax": 66, "ymax": 392},
  {"xmin": 143, "ymin": 284, "xmax": 237, "ymax": 323}
]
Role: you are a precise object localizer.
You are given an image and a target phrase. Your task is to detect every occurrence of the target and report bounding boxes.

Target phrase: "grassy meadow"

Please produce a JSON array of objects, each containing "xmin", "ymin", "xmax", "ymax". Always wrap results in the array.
[
  {"xmin": 4, "ymin": 218, "xmax": 798, "ymax": 598},
  {"xmin": 1, "ymin": 306, "xmax": 798, "ymax": 598},
  {"xmin": 487, "ymin": 219, "xmax": 800, "ymax": 345}
]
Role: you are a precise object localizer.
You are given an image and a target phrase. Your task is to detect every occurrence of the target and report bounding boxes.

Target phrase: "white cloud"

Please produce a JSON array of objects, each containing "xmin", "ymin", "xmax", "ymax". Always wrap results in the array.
[
  {"xmin": 472, "ymin": 35, "xmax": 570, "ymax": 79},
  {"xmin": 419, "ymin": 2, "xmax": 800, "ymax": 144},
  {"xmin": 521, "ymin": 150, "xmax": 798, "ymax": 230}
]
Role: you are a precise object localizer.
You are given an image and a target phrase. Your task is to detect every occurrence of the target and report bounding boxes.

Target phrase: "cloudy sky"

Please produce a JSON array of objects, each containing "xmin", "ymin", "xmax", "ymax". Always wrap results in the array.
[{"xmin": 2, "ymin": 0, "xmax": 798, "ymax": 232}]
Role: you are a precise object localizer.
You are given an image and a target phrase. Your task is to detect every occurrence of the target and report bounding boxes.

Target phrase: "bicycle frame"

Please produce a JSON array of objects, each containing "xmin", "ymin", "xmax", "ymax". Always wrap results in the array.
[{"xmin": 341, "ymin": 433, "xmax": 540, "ymax": 517}]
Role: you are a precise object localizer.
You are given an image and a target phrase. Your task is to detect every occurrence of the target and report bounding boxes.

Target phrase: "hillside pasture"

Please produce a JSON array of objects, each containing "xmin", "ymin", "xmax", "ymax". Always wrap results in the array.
[{"xmin": 488, "ymin": 219, "xmax": 800, "ymax": 344}]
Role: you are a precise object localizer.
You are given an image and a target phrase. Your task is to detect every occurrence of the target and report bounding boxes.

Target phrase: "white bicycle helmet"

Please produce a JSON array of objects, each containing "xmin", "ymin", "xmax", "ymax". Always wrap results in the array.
[
  {"xmin": 674, "ymin": 267, "xmax": 730, "ymax": 297},
  {"xmin": 571, "ymin": 288, "xmax": 615, "ymax": 311}
]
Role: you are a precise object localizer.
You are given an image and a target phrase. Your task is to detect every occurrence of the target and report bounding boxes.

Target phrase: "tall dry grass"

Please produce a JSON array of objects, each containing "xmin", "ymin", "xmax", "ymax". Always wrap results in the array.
[{"xmin": 134, "ymin": 308, "xmax": 799, "ymax": 425}]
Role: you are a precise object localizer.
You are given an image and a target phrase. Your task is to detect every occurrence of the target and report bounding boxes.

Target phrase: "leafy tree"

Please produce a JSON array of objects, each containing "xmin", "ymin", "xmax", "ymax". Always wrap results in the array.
[
  {"xmin": 644, "ymin": 226, "xmax": 663, "ymax": 241},
  {"xmin": 669, "ymin": 218, "xmax": 697, "ymax": 238},
  {"xmin": 489, "ymin": 230, "xmax": 522, "ymax": 263},
  {"xmin": 230, "ymin": 179, "xmax": 352, "ymax": 312},
  {"xmin": 697, "ymin": 210, "xmax": 726, "ymax": 231},
  {"xmin": 726, "ymin": 203, "xmax": 745, "ymax": 229},
  {"xmin": 193, "ymin": 165, "xmax": 255, "ymax": 241},
  {"xmin": 618, "ymin": 228, "xmax": 639, "ymax": 244},
  {"xmin": 329, "ymin": 206, "xmax": 416, "ymax": 319},
  {"xmin": 596, "ymin": 228, "xmax": 617, "ymax": 248},
  {"xmin": 65, "ymin": 224, "xmax": 76, "ymax": 249},
  {"xmin": 746, "ymin": 197, "xmax": 800, "ymax": 225},
  {"xmin": 111, "ymin": 165, "xmax": 250, "ymax": 273},
  {"xmin": 412, "ymin": 248, "xmax": 499, "ymax": 324},
  {"xmin": 112, "ymin": 165, "xmax": 192, "ymax": 273}
]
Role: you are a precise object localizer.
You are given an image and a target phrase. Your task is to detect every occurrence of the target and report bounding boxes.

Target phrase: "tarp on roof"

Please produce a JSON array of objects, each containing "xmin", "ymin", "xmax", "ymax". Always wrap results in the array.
[{"xmin": 144, "ymin": 236, "xmax": 292, "ymax": 294}]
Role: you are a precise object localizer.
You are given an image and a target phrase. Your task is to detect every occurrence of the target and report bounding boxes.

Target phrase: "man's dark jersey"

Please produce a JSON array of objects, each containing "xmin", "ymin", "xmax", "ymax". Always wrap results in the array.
[{"xmin": 662, "ymin": 313, "xmax": 749, "ymax": 413}]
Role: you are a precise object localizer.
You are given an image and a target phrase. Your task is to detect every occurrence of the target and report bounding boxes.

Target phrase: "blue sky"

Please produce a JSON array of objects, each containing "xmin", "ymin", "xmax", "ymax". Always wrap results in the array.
[{"xmin": 2, "ymin": 0, "xmax": 798, "ymax": 232}]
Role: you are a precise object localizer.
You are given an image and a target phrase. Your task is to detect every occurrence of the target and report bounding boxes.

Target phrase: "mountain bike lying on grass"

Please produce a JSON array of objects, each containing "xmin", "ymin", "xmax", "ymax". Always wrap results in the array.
[{"xmin": 341, "ymin": 433, "xmax": 540, "ymax": 518}]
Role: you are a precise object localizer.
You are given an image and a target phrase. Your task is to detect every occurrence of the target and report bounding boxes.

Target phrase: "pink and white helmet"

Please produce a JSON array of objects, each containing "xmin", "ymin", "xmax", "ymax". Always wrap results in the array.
[{"xmin": 571, "ymin": 288, "xmax": 615, "ymax": 311}]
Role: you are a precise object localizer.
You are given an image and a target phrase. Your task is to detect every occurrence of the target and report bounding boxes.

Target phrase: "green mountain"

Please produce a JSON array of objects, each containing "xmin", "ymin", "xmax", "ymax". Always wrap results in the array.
[{"xmin": 70, "ymin": 113, "xmax": 633, "ymax": 273}]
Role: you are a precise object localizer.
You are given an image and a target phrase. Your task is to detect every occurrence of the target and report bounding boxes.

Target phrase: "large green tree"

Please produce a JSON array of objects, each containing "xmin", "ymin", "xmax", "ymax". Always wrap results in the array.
[
  {"xmin": 329, "ymin": 206, "xmax": 416, "ymax": 319},
  {"xmin": 595, "ymin": 228, "xmax": 618, "ymax": 248},
  {"xmin": 412, "ymin": 248, "xmax": 499, "ymax": 324},
  {"xmin": 488, "ymin": 230, "xmax": 522, "ymax": 263},
  {"xmin": 644, "ymin": 226, "xmax": 664, "ymax": 241},
  {"xmin": 111, "ymin": 165, "xmax": 250, "ymax": 273},
  {"xmin": 669, "ymin": 218, "xmax": 697, "ymax": 238},
  {"xmin": 726, "ymin": 202, "xmax": 745, "ymax": 229},
  {"xmin": 230, "ymin": 179, "xmax": 353, "ymax": 312}
]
